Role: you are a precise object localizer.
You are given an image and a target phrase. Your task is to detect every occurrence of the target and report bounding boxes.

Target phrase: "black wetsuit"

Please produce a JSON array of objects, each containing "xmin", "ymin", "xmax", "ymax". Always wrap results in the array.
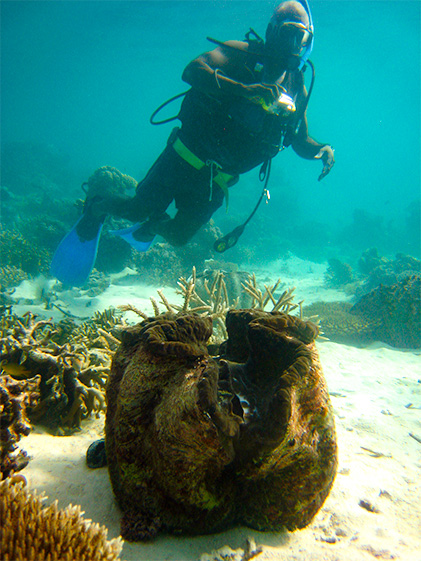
[{"xmin": 130, "ymin": 68, "xmax": 308, "ymax": 246}]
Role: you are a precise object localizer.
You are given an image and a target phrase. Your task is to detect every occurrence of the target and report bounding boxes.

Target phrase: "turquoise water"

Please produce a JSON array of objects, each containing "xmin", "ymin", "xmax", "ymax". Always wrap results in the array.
[
  {"xmin": 1, "ymin": 0, "xmax": 420, "ymax": 262},
  {"xmin": 1, "ymin": 4, "xmax": 420, "ymax": 559}
]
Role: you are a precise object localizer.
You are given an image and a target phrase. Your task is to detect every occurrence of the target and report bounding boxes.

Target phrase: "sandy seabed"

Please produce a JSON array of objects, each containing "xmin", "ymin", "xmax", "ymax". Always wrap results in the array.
[{"xmin": 12, "ymin": 258, "xmax": 421, "ymax": 560}]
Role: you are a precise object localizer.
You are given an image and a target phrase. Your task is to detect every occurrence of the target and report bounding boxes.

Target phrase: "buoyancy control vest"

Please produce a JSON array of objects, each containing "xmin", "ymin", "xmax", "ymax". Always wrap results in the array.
[{"xmin": 177, "ymin": 68, "xmax": 304, "ymax": 176}]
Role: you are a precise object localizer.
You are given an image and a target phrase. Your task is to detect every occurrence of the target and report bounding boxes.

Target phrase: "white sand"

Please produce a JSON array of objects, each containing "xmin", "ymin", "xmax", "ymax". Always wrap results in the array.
[{"xmin": 11, "ymin": 257, "xmax": 421, "ymax": 560}]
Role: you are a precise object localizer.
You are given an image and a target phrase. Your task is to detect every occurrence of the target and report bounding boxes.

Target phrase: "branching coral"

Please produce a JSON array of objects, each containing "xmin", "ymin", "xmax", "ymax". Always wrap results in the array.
[
  {"xmin": 119, "ymin": 267, "xmax": 304, "ymax": 345},
  {"xmin": 0, "ymin": 375, "xmax": 31, "ymax": 478},
  {"xmin": 241, "ymin": 273, "xmax": 302, "ymax": 314},
  {"xmin": 0, "ymin": 310, "xmax": 119, "ymax": 432},
  {"xmin": 0, "ymin": 475, "xmax": 123, "ymax": 561}
]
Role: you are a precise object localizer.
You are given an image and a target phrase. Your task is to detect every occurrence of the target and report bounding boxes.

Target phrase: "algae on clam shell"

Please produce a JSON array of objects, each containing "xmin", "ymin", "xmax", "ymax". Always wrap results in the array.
[{"xmin": 105, "ymin": 310, "xmax": 337, "ymax": 540}]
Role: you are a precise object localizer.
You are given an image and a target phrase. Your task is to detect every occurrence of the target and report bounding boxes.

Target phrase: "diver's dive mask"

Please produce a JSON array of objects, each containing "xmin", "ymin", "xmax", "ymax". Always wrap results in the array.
[{"xmin": 267, "ymin": 21, "xmax": 313, "ymax": 59}]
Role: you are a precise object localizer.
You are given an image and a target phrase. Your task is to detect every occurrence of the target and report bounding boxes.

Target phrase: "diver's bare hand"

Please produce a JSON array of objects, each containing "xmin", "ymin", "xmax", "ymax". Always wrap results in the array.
[
  {"xmin": 315, "ymin": 145, "xmax": 335, "ymax": 181},
  {"xmin": 241, "ymin": 82, "xmax": 282, "ymax": 108}
]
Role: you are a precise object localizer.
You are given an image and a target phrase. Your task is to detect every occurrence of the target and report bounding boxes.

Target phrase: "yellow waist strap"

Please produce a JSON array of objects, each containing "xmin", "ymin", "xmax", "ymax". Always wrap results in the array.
[{"xmin": 172, "ymin": 137, "xmax": 234, "ymax": 208}]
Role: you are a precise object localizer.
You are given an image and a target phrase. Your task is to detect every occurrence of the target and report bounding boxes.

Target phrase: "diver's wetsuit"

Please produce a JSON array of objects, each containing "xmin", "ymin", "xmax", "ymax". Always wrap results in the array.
[{"xmin": 128, "ymin": 66, "xmax": 322, "ymax": 246}]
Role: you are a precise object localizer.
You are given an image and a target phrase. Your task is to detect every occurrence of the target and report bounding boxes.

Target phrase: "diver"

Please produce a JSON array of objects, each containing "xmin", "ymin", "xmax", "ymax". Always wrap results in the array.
[{"xmin": 51, "ymin": 0, "xmax": 334, "ymax": 286}]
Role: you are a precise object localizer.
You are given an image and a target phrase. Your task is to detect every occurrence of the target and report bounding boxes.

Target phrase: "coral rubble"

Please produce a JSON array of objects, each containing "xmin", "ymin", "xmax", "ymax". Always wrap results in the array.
[
  {"xmin": 105, "ymin": 309, "xmax": 337, "ymax": 540},
  {"xmin": 0, "ymin": 475, "xmax": 123, "ymax": 561},
  {"xmin": 200, "ymin": 538, "xmax": 263, "ymax": 561}
]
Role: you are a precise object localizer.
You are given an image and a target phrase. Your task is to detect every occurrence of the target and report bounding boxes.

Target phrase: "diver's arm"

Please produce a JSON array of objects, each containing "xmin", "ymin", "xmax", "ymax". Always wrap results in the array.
[
  {"xmin": 290, "ymin": 77, "xmax": 335, "ymax": 180},
  {"xmin": 182, "ymin": 46, "xmax": 280, "ymax": 106},
  {"xmin": 291, "ymin": 113, "xmax": 325, "ymax": 159},
  {"xmin": 292, "ymin": 116, "xmax": 335, "ymax": 180}
]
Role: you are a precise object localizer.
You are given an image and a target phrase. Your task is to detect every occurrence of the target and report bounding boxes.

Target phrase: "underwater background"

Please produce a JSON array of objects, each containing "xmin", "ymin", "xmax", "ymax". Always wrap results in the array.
[
  {"xmin": 1, "ymin": 0, "xmax": 420, "ymax": 266},
  {"xmin": 1, "ymin": 3, "xmax": 421, "ymax": 560}
]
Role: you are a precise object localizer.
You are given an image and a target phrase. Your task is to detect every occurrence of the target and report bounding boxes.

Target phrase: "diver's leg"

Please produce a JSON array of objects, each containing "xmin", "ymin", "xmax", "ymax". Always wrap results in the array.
[
  {"xmin": 154, "ymin": 176, "xmax": 225, "ymax": 246},
  {"xmin": 120, "ymin": 146, "xmax": 179, "ymax": 223}
]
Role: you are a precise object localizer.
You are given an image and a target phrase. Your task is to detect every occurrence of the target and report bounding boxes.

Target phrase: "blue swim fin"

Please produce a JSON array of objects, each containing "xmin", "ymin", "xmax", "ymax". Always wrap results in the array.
[
  {"xmin": 109, "ymin": 223, "xmax": 155, "ymax": 252},
  {"xmin": 51, "ymin": 217, "xmax": 105, "ymax": 286}
]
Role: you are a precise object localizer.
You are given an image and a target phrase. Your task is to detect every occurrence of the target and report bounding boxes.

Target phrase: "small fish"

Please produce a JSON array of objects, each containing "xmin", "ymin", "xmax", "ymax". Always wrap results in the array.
[{"xmin": 0, "ymin": 360, "xmax": 31, "ymax": 379}]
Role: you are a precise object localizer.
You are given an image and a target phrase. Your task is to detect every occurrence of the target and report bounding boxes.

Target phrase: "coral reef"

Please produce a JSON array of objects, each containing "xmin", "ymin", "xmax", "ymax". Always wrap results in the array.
[
  {"xmin": 0, "ymin": 309, "xmax": 122, "ymax": 432},
  {"xmin": 105, "ymin": 309, "xmax": 337, "ymax": 540},
  {"xmin": 0, "ymin": 226, "xmax": 51, "ymax": 277},
  {"xmin": 351, "ymin": 274, "xmax": 421, "ymax": 348},
  {"xmin": 0, "ymin": 475, "xmax": 123, "ymax": 561},
  {"xmin": 0, "ymin": 266, "xmax": 29, "ymax": 291},
  {"xmin": 132, "ymin": 221, "xmax": 223, "ymax": 286},
  {"xmin": 356, "ymin": 251, "xmax": 421, "ymax": 296},
  {"xmin": 84, "ymin": 166, "xmax": 137, "ymax": 200},
  {"xmin": 302, "ymin": 301, "xmax": 377, "ymax": 346},
  {"xmin": 0, "ymin": 375, "xmax": 31, "ymax": 478},
  {"xmin": 358, "ymin": 248, "xmax": 389, "ymax": 276},
  {"xmin": 18, "ymin": 215, "xmax": 69, "ymax": 254},
  {"xmin": 132, "ymin": 242, "xmax": 185, "ymax": 285},
  {"xmin": 305, "ymin": 273, "xmax": 421, "ymax": 348},
  {"xmin": 94, "ymin": 232, "xmax": 133, "ymax": 275},
  {"xmin": 324, "ymin": 258, "xmax": 355, "ymax": 288}
]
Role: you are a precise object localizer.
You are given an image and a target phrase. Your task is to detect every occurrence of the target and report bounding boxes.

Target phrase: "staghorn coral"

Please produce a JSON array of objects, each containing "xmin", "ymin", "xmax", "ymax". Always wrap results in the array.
[
  {"xmin": 0, "ymin": 311, "xmax": 115, "ymax": 432},
  {"xmin": 105, "ymin": 309, "xmax": 337, "ymax": 540},
  {"xmin": 0, "ymin": 375, "xmax": 31, "ymax": 478},
  {"xmin": 194, "ymin": 264, "xmax": 253, "ymax": 309},
  {"xmin": 120, "ymin": 268, "xmax": 304, "ymax": 346},
  {"xmin": 0, "ymin": 475, "xmax": 123, "ymax": 561}
]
